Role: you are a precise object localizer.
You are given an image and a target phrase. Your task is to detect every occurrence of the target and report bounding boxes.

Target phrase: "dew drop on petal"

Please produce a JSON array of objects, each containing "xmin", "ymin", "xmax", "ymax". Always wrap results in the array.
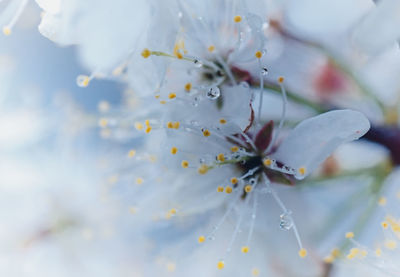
[
  {"xmin": 249, "ymin": 178, "xmax": 257, "ymax": 185},
  {"xmin": 192, "ymin": 97, "xmax": 200, "ymax": 106},
  {"xmin": 261, "ymin": 67, "xmax": 269, "ymax": 76},
  {"xmin": 279, "ymin": 211, "xmax": 293, "ymax": 231},
  {"xmin": 206, "ymin": 87, "xmax": 221, "ymax": 100},
  {"xmin": 193, "ymin": 59, "xmax": 203, "ymax": 68}
]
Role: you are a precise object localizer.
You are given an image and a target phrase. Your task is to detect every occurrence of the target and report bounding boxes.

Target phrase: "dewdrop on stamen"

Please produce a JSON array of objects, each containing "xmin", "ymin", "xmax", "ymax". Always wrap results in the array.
[{"xmin": 76, "ymin": 72, "xmax": 96, "ymax": 87}]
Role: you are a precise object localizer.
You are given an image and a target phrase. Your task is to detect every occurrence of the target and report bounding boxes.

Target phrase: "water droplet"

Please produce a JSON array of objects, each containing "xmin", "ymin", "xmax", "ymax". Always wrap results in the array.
[
  {"xmin": 206, "ymin": 87, "xmax": 221, "ymax": 100},
  {"xmin": 193, "ymin": 59, "xmax": 203, "ymax": 68},
  {"xmin": 76, "ymin": 75, "xmax": 90, "ymax": 87},
  {"xmin": 279, "ymin": 211, "xmax": 293, "ymax": 231},
  {"xmin": 190, "ymin": 120, "xmax": 199, "ymax": 126},
  {"xmin": 249, "ymin": 178, "xmax": 257, "ymax": 185},
  {"xmin": 207, "ymin": 236, "xmax": 215, "ymax": 241},
  {"xmin": 261, "ymin": 67, "xmax": 269, "ymax": 76},
  {"xmin": 240, "ymin": 81, "xmax": 250, "ymax": 88},
  {"xmin": 199, "ymin": 158, "xmax": 206, "ymax": 164},
  {"xmin": 192, "ymin": 97, "xmax": 200, "ymax": 106}
]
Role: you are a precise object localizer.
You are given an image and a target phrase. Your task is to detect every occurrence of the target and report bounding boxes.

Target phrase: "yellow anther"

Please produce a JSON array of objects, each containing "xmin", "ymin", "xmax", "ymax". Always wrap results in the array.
[
  {"xmin": 167, "ymin": 122, "xmax": 174, "ymax": 129},
  {"xmin": 245, "ymin": 185, "xmax": 252, "ymax": 193},
  {"xmin": 241, "ymin": 246, "xmax": 249, "ymax": 253},
  {"xmin": 129, "ymin": 206, "xmax": 137, "ymax": 214},
  {"xmin": 168, "ymin": 92, "xmax": 176, "ymax": 99},
  {"xmin": 184, "ymin": 83, "xmax": 192, "ymax": 92},
  {"xmin": 128, "ymin": 149, "xmax": 136, "ymax": 158},
  {"xmin": 149, "ymin": 155, "xmax": 157, "ymax": 163},
  {"xmin": 347, "ymin": 248, "xmax": 359, "ymax": 259},
  {"xmin": 181, "ymin": 160, "xmax": 189, "ymax": 168},
  {"xmin": 217, "ymin": 186, "xmax": 224, "ymax": 192},
  {"xmin": 160, "ymin": 100, "xmax": 167, "ymax": 104},
  {"xmin": 331, "ymin": 248, "xmax": 340, "ymax": 258},
  {"xmin": 198, "ymin": 164, "xmax": 209, "ymax": 175},
  {"xmin": 234, "ymin": 15, "xmax": 242, "ymax": 23},
  {"xmin": 225, "ymin": 186, "xmax": 233, "ymax": 194},
  {"xmin": 255, "ymin": 51, "xmax": 263, "ymax": 59},
  {"xmin": 166, "ymin": 263, "xmax": 176, "ymax": 272},
  {"xmin": 170, "ymin": 147, "xmax": 178, "ymax": 155},
  {"xmin": 134, "ymin": 122, "xmax": 143, "ymax": 131},
  {"xmin": 230, "ymin": 146, "xmax": 239, "ymax": 152},
  {"xmin": 375, "ymin": 248, "xmax": 382, "ymax": 257},
  {"xmin": 173, "ymin": 122, "xmax": 180, "ymax": 129},
  {"xmin": 382, "ymin": 221, "xmax": 389, "ymax": 229},
  {"xmin": 263, "ymin": 159, "xmax": 272, "ymax": 167},
  {"xmin": 323, "ymin": 256, "xmax": 335, "ymax": 264},
  {"xmin": 378, "ymin": 196, "xmax": 387, "ymax": 206},
  {"xmin": 298, "ymin": 167, "xmax": 306, "ymax": 176},
  {"xmin": 198, "ymin": 236, "xmax": 205, "ymax": 243},
  {"xmin": 169, "ymin": 208, "xmax": 177, "ymax": 215},
  {"xmin": 2, "ymin": 26, "xmax": 11, "ymax": 36},
  {"xmin": 145, "ymin": 119, "xmax": 150, "ymax": 126},
  {"xmin": 141, "ymin": 48, "xmax": 151, "ymax": 58},
  {"xmin": 345, "ymin": 232, "xmax": 354, "ymax": 239},
  {"xmin": 99, "ymin": 118, "xmax": 108, "ymax": 128},
  {"xmin": 203, "ymin": 129, "xmax": 211, "ymax": 137},
  {"xmin": 136, "ymin": 177, "xmax": 144, "ymax": 185},
  {"xmin": 145, "ymin": 126, "xmax": 152, "ymax": 133},
  {"xmin": 217, "ymin": 261, "xmax": 225, "ymax": 270},
  {"xmin": 155, "ymin": 94, "xmax": 160, "ymax": 99},
  {"xmin": 360, "ymin": 250, "xmax": 368, "ymax": 257},
  {"xmin": 349, "ymin": 248, "xmax": 359, "ymax": 255},
  {"xmin": 219, "ymin": 118, "xmax": 227, "ymax": 124},
  {"xmin": 217, "ymin": 153, "xmax": 225, "ymax": 162},
  {"xmin": 77, "ymin": 75, "xmax": 90, "ymax": 87},
  {"xmin": 298, "ymin": 248, "xmax": 307, "ymax": 258},
  {"xmin": 278, "ymin": 76, "xmax": 285, "ymax": 83},
  {"xmin": 208, "ymin": 45, "xmax": 215, "ymax": 52},
  {"xmin": 384, "ymin": 239, "xmax": 397, "ymax": 250},
  {"xmin": 251, "ymin": 268, "xmax": 260, "ymax": 276},
  {"xmin": 230, "ymin": 177, "xmax": 238, "ymax": 185},
  {"xmin": 346, "ymin": 254, "xmax": 355, "ymax": 260}
]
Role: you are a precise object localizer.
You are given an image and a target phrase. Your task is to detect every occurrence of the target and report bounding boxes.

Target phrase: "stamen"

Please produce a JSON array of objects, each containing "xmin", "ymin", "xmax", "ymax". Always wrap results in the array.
[
  {"xmin": 2, "ymin": 0, "xmax": 28, "ymax": 36},
  {"xmin": 198, "ymin": 236, "xmax": 206, "ymax": 243},
  {"xmin": 128, "ymin": 149, "xmax": 136, "ymax": 158},
  {"xmin": 234, "ymin": 15, "xmax": 242, "ymax": 23},
  {"xmin": 170, "ymin": 147, "xmax": 178, "ymax": 155},
  {"xmin": 246, "ymin": 187, "xmax": 259, "ymax": 248},
  {"xmin": 262, "ymin": 173, "xmax": 305, "ymax": 254},
  {"xmin": 181, "ymin": 160, "xmax": 189, "ymax": 168}
]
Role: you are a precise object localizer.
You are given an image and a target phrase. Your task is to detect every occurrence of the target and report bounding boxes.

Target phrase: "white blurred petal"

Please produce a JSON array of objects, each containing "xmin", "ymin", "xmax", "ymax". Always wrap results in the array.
[
  {"xmin": 352, "ymin": 0, "xmax": 400, "ymax": 55},
  {"xmin": 272, "ymin": 110, "xmax": 370, "ymax": 179}
]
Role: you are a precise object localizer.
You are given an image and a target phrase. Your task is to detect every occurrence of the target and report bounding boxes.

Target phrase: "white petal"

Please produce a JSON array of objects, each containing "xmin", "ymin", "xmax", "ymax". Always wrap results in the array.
[
  {"xmin": 285, "ymin": 0, "xmax": 372, "ymax": 36},
  {"xmin": 271, "ymin": 110, "xmax": 370, "ymax": 179},
  {"xmin": 35, "ymin": 0, "xmax": 61, "ymax": 14},
  {"xmin": 352, "ymin": 0, "xmax": 400, "ymax": 55}
]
